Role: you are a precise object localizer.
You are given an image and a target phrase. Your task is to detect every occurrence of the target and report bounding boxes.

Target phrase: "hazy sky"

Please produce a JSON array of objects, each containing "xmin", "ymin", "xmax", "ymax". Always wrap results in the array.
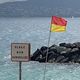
[{"xmin": 0, "ymin": 0, "xmax": 27, "ymax": 3}]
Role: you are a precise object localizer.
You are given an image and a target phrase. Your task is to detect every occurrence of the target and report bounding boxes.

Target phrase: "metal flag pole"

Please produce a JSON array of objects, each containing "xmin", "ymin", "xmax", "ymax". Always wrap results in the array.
[
  {"xmin": 43, "ymin": 27, "xmax": 51, "ymax": 80},
  {"xmin": 19, "ymin": 61, "xmax": 22, "ymax": 80}
]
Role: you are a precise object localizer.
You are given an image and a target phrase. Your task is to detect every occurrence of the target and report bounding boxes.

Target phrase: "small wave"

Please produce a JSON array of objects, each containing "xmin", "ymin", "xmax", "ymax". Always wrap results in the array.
[{"xmin": 4, "ymin": 55, "xmax": 11, "ymax": 60}]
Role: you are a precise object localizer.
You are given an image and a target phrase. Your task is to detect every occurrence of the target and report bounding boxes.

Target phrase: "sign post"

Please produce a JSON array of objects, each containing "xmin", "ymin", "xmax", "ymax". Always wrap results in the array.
[
  {"xmin": 11, "ymin": 43, "xmax": 30, "ymax": 80},
  {"xmin": 19, "ymin": 61, "xmax": 22, "ymax": 80}
]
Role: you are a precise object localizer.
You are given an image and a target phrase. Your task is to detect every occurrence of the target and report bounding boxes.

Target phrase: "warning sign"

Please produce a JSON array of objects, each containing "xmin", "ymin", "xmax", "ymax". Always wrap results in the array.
[{"xmin": 11, "ymin": 43, "xmax": 30, "ymax": 62}]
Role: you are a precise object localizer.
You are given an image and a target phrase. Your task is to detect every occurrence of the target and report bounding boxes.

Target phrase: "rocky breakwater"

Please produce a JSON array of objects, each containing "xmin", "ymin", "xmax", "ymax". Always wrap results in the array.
[{"xmin": 31, "ymin": 42, "xmax": 80, "ymax": 63}]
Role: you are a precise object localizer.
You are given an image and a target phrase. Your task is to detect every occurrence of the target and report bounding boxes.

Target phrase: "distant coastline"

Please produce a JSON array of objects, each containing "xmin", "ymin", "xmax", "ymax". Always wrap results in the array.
[
  {"xmin": 0, "ymin": 16, "xmax": 79, "ymax": 18},
  {"xmin": 0, "ymin": 0, "xmax": 80, "ymax": 18}
]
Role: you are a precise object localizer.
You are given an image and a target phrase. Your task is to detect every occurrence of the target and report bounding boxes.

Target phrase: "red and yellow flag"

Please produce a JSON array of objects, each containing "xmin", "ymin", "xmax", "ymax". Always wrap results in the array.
[{"xmin": 50, "ymin": 16, "xmax": 67, "ymax": 32}]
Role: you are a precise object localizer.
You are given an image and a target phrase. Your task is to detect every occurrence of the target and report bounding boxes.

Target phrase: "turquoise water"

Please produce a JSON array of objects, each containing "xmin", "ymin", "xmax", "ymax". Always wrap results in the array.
[{"xmin": 0, "ymin": 17, "xmax": 80, "ymax": 80}]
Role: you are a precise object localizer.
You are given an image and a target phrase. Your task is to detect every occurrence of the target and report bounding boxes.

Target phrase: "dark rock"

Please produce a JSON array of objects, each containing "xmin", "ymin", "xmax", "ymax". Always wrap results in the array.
[
  {"xmin": 35, "ymin": 54, "xmax": 43, "ymax": 61},
  {"xmin": 76, "ymin": 56, "xmax": 80, "ymax": 63},
  {"xmin": 54, "ymin": 46, "xmax": 66, "ymax": 53},
  {"xmin": 49, "ymin": 46, "xmax": 58, "ymax": 53},
  {"xmin": 70, "ymin": 54, "xmax": 79, "ymax": 63},
  {"xmin": 60, "ymin": 57, "xmax": 69, "ymax": 63},
  {"xmin": 48, "ymin": 52, "xmax": 59, "ymax": 63},
  {"xmin": 47, "ymin": 51, "xmax": 56, "ymax": 61},
  {"xmin": 73, "ymin": 42, "xmax": 80, "ymax": 48},
  {"xmin": 40, "ymin": 46, "xmax": 48, "ymax": 52},
  {"xmin": 41, "ymin": 50, "xmax": 47, "ymax": 57},
  {"xmin": 71, "ymin": 43, "xmax": 77, "ymax": 48},
  {"xmin": 59, "ymin": 43, "xmax": 77, "ymax": 49},
  {"xmin": 39, "ymin": 57, "xmax": 46, "ymax": 62},
  {"xmin": 60, "ymin": 48, "xmax": 71, "ymax": 54},
  {"xmin": 71, "ymin": 48, "xmax": 79, "ymax": 52},
  {"xmin": 48, "ymin": 58, "xmax": 55, "ymax": 63},
  {"xmin": 31, "ymin": 49, "xmax": 42, "ymax": 60},
  {"xmin": 59, "ymin": 43, "xmax": 66, "ymax": 47},
  {"xmin": 55, "ymin": 55, "xmax": 65, "ymax": 62},
  {"xmin": 65, "ymin": 43, "xmax": 73, "ymax": 48}
]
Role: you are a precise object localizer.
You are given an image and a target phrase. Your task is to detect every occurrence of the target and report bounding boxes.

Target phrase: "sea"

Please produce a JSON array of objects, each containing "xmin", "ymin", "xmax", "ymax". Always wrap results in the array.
[{"xmin": 0, "ymin": 17, "xmax": 80, "ymax": 80}]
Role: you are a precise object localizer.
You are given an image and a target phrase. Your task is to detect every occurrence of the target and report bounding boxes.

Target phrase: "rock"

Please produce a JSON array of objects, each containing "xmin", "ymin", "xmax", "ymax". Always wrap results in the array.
[
  {"xmin": 60, "ymin": 43, "xmax": 75, "ymax": 48},
  {"xmin": 73, "ymin": 42, "xmax": 80, "ymax": 48},
  {"xmin": 48, "ymin": 58, "xmax": 55, "ymax": 63},
  {"xmin": 31, "ymin": 49, "xmax": 42, "ymax": 60},
  {"xmin": 76, "ymin": 57, "xmax": 80, "ymax": 63},
  {"xmin": 60, "ymin": 51, "xmax": 67, "ymax": 54},
  {"xmin": 71, "ymin": 43, "xmax": 77, "ymax": 48},
  {"xmin": 55, "ymin": 55, "xmax": 65, "ymax": 62},
  {"xmin": 49, "ymin": 46, "xmax": 58, "ymax": 53},
  {"xmin": 71, "ymin": 54, "xmax": 79, "ymax": 62},
  {"xmin": 60, "ymin": 48, "xmax": 71, "ymax": 54},
  {"xmin": 71, "ymin": 48, "xmax": 79, "ymax": 52},
  {"xmin": 41, "ymin": 49, "xmax": 47, "ymax": 57},
  {"xmin": 60, "ymin": 57, "xmax": 69, "ymax": 63},
  {"xmin": 54, "ymin": 46, "xmax": 66, "ymax": 53},
  {"xmin": 65, "ymin": 43, "xmax": 73, "ymax": 48},
  {"xmin": 35, "ymin": 54, "xmax": 43, "ymax": 61},
  {"xmin": 47, "ymin": 51, "xmax": 57, "ymax": 62},
  {"xmin": 40, "ymin": 46, "xmax": 48, "ymax": 52},
  {"xmin": 39, "ymin": 57, "xmax": 46, "ymax": 62},
  {"xmin": 59, "ymin": 43, "xmax": 66, "ymax": 47}
]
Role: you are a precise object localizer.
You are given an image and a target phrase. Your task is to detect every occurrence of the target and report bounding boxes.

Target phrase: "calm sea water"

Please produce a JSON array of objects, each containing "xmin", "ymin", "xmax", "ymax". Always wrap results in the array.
[{"xmin": 0, "ymin": 17, "xmax": 80, "ymax": 80}]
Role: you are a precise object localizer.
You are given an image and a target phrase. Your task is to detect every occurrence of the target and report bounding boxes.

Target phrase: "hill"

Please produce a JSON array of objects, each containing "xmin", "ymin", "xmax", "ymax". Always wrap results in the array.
[{"xmin": 0, "ymin": 0, "xmax": 80, "ymax": 17}]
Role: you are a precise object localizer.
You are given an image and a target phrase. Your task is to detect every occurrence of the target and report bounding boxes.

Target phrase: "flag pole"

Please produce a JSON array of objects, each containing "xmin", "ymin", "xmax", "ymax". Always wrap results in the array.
[
  {"xmin": 43, "ymin": 16, "xmax": 67, "ymax": 80},
  {"xmin": 46, "ymin": 30, "xmax": 51, "ymax": 62},
  {"xmin": 43, "ymin": 26, "xmax": 51, "ymax": 80}
]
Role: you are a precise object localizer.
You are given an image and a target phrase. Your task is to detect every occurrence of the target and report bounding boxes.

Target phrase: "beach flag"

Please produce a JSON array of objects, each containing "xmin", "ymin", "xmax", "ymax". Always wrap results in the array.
[{"xmin": 50, "ymin": 16, "xmax": 67, "ymax": 32}]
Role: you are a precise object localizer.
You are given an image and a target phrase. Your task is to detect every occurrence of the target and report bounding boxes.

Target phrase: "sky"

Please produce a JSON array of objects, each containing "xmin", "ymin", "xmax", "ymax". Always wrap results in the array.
[{"xmin": 0, "ymin": 0, "xmax": 27, "ymax": 4}]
